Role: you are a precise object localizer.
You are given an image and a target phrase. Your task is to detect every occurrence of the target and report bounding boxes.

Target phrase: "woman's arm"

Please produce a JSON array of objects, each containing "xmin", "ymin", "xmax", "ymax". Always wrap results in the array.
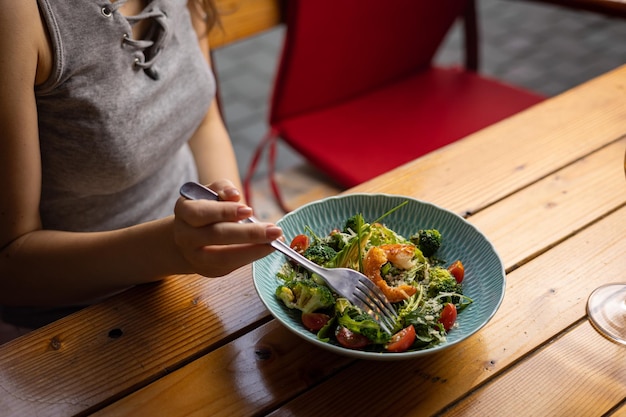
[
  {"xmin": 189, "ymin": 98, "xmax": 243, "ymax": 192},
  {"xmin": 0, "ymin": 1, "xmax": 281, "ymax": 307},
  {"xmin": 186, "ymin": 2, "xmax": 243, "ymax": 192},
  {"xmin": 0, "ymin": 1, "xmax": 45, "ymax": 256}
]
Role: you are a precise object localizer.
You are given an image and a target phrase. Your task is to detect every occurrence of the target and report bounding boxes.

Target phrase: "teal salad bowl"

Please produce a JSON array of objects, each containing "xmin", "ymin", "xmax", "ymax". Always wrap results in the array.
[{"xmin": 252, "ymin": 194, "xmax": 505, "ymax": 360}]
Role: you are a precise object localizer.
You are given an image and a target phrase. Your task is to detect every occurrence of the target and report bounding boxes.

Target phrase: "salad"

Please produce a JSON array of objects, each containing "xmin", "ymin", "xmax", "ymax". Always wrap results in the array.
[{"xmin": 274, "ymin": 203, "xmax": 473, "ymax": 353}]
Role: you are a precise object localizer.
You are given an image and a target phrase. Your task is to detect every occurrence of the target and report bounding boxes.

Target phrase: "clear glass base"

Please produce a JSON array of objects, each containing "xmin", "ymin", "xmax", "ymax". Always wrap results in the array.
[{"xmin": 586, "ymin": 283, "xmax": 626, "ymax": 346}]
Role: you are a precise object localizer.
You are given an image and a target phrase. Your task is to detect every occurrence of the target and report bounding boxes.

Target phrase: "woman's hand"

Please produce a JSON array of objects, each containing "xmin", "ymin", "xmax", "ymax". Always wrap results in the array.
[{"xmin": 173, "ymin": 180, "xmax": 282, "ymax": 277}]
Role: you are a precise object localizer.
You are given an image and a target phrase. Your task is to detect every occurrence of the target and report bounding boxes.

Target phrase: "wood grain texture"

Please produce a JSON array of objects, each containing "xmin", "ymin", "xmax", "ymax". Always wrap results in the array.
[
  {"xmin": 612, "ymin": 403, "xmax": 626, "ymax": 417},
  {"xmin": 0, "ymin": 272, "xmax": 269, "ymax": 416},
  {"xmin": 1, "ymin": 66, "xmax": 625, "ymax": 417},
  {"xmin": 209, "ymin": 0, "xmax": 282, "ymax": 48},
  {"xmin": 468, "ymin": 138, "xmax": 626, "ymax": 268},
  {"xmin": 441, "ymin": 321, "xmax": 626, "ymax": 416},
  {"xmin": 83, "ymin": 158, "xmax": 626, "ymax": 415},
  {"xmin": 92, "ymin": 321, "xmax": 353, "ymax": 417},
  {"xmin": 259, "ymin": 205, "xmax": 626, "ymax": 417}
]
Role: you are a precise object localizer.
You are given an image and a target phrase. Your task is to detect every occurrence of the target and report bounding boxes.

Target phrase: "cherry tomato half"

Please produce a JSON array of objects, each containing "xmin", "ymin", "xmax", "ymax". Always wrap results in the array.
[
  {"xmin": 335, "ymin": 326, "xmax": 370, "ymax": 349},
  {"xmin": 448, "ymin": 260, "xmax": 465, "ymax": 284},
  {"xmin": 301, "ymin": 312, "xmax": 330, "ymax": 332},
  {"xmin": 386, "ymin": 325, "xmax": 416, "ymax": 353},
  {"xmin": 439, "ymin": 303, "xmax": 457, "ymax": 332},
  {"xmin": 290, "ymin": 234, "xmax": 309, "ymax": 253}
]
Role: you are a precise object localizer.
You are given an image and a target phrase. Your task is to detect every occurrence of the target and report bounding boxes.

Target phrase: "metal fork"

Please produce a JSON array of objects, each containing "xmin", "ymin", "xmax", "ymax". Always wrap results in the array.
[{"xmin": 179, "ymin": 182, "xmax": 399, "ymax": 334}]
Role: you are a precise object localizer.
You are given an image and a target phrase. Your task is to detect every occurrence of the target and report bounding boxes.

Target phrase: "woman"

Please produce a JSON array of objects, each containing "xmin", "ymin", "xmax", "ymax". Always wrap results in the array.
[{"xmin": 0, "ymin": 0, "xmax": 282, "ymax": 338}]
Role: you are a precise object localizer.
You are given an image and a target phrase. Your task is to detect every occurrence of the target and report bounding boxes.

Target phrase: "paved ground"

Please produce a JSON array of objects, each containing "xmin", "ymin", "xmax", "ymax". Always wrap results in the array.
[{"xmin": 213, "ymin": 0, "xmax": 626, "ymax": 220}]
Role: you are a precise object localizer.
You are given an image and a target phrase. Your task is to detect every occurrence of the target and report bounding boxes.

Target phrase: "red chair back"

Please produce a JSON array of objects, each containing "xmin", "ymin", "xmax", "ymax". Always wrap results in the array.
[{"xmin": 270, "ymin": 0, "xmax": 471, "ymax": 125}]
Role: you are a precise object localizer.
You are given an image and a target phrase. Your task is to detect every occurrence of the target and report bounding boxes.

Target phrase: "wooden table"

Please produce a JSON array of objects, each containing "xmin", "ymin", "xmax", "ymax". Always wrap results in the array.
[{"xmin": 2, "ymin": 65, "xmax": 625, "ymax": 417}]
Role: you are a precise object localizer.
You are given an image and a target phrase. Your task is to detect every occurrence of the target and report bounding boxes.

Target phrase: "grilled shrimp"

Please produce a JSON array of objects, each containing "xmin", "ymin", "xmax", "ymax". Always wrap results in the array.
[{"xmin": 363, "ymin": 244, "xmax": 418, "ymax": 303}]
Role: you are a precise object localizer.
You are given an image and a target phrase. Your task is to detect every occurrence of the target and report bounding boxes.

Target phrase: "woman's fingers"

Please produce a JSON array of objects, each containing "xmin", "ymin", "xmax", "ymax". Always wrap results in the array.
[
  {"xmin": 174, "ymin": 197, "xmax": 250, "ymax": 227},
  {"xmin": 194, "ymin": 243, "xmax": 277, "ymax": 277},
  {"xmin": 178, "ymin": 224, "xmax": 282, "ymax": 277},
  {"xmin": 178, "ymin": 219, "xmax": 282, "ymax": 248},
  {"xmin": 206, "ymin": 179, "xmax": 242, "ymax": 202},
  {"xmin": 173, "ymin": 190, "xmax": 283, "ymax": 277}
]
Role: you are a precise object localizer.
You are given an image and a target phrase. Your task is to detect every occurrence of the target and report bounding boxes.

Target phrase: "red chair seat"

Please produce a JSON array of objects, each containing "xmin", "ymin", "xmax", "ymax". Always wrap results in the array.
[
  {"xmin": 242, "ymin": 0, "xmax": 546, "ymax": 212},
  {"xmin": 276, "ymin": 66, "xmax": 544, "ymax": 187}
]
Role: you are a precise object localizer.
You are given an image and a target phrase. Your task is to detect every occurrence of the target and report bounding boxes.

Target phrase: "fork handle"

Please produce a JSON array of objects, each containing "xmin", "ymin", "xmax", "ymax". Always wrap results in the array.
[
  {"xmin": 179, "ymin": 182, "xmax": 327, "ymax": 277},
  {"xmin": 266, "ymin": 239, "xmax": 328, "ymax": 277}
]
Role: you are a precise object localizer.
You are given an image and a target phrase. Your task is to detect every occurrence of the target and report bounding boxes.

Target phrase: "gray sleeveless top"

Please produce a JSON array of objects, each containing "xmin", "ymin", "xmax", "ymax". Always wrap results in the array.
[
  {"xmin": 2, "ymin": 0, "xmax": 214, "ymax": 328},
  {"xmin": 36, "ymin": 0, "xmax": 213, "ymax": 232}
]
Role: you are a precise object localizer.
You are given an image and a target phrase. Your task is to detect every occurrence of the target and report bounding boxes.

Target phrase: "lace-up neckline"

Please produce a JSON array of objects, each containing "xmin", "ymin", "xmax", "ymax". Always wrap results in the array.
[{"xmin": 104, "ymin": 0, "xmax": 170, "ymax": 80}]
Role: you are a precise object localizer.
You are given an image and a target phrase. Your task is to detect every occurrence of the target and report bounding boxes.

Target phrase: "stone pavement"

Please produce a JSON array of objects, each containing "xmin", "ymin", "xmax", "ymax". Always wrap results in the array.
[{"xmin": 212, "ymin": 0, "xmax": 626, "ymax": 221}]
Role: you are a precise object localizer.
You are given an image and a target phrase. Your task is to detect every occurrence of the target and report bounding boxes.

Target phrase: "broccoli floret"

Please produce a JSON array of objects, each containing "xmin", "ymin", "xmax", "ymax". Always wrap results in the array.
[
  {"xmin": 303, "ymin": 244, "xmax": 337, "ymax": 266},
  {"xmin": 337, "ymin": 306, "xmax": 390, "ymax": 344},
  {"xmin": 427, "ymin": 266, "xmax": 460, "ymax": 297},
  {"xmin": 343, "ymin": 214, "xmax": 364, "ymax": 234},
  {"xmin": 411, "ymin": 229, "xmax": 442, "ymax": 257},
  {"xmin": 334, "ymin": 297, "xmax": 352, "ymax": 315},
  {"xmin": 327, "ymin": 229, "xmax": 348, "ymax": 251},
  {"xmin": 275, "ymin": 279, "xmax": 335, "ymax": 314}
]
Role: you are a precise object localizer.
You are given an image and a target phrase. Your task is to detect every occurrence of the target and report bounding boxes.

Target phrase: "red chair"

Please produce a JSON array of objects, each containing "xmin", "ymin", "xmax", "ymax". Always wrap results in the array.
[{"xmin": 244, "ymin": 0, "xmax": 545, "ymax": 212}]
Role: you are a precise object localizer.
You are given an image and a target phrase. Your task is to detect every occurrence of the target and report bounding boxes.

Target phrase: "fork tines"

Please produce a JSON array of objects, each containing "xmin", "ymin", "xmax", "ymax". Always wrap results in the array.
[{"xmin": 353, "ymin": 279, "xmax": 398, "ymax": 335}]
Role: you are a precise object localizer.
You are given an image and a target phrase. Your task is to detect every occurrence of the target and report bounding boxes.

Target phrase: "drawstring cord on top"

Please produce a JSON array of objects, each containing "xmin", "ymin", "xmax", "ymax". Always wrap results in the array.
[
  {"xmin": 103, "ymin": 0, "xmax": 170, "ymax": 80},
  {"xmin": 125, "ymin": 9, "xmax": 170, "ymax": 78}
]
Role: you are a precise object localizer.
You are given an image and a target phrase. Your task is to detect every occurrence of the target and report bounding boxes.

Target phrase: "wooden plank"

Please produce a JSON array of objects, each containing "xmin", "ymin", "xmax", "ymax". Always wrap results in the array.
[
  {"xmin": 209, "ymin": 0, "xmax": 282, "ymax": 49},
  {"xmin": 350, "ymin": 65, "xmax": 626, "ymax": 216},
  {"xmin": 68, "ymin": 205, "xmax": 626, "ymax": 416},
  {"xmin": 469, "ymin": 138, "xmax": 626, "ymax": 268},
  {"xmin": 259, "ymin": 206, "xmax": 626, "ymax": 417},
  {"xmin": 250, "ymin": 164, "xmax": 342, "ymax": 222},
  {"xmin": 441, "ymin": 321, "xmax": 626, "ymax": 416},
  {"xmin": 92, "ymin": 320, "xmax": 352, "ymax": 417},
  {"xmin": 0, "ymin": 271, "xmax": 269, "ymax": 416},
  {"xmin": 1, "ymin": 68, "xmax": 623, "ymax": 416},
  {"xmin": 612, "ymin": 403, "xmax": 626, "ymax": 417}
]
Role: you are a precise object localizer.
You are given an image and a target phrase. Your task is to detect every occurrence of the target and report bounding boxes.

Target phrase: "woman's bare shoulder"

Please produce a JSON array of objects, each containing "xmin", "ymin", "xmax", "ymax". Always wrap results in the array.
[
  {"xmin": 0, "ymin": 1, "xmax": 43, "ymax": 42},
  {"xmin": 0, "ymin": 0, "xmax": 51, "ymax": 86}
]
